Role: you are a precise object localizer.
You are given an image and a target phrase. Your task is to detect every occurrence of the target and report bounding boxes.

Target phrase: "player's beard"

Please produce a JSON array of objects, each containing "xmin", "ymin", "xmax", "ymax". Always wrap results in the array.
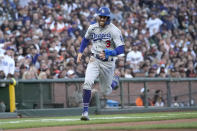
[
  {"xmin": 98, "ymin": 16, "xmax": 108, "ymax": 27},
  {"xmin": 99, "ymin": 21, "xmax": 105, "ymax": 27}
]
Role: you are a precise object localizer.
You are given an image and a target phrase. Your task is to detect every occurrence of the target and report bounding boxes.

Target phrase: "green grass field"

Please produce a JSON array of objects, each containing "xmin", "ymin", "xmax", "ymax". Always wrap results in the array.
[{"xmin": 0, "ymin": 111, "xmax": 197, "ymax": 130}]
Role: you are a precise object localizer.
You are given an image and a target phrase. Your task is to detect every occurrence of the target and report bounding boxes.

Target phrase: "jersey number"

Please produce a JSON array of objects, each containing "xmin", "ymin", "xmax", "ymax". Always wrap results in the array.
[{"xmin": 106, "ymin": 40, "xmax": 111, "ymax": 48}]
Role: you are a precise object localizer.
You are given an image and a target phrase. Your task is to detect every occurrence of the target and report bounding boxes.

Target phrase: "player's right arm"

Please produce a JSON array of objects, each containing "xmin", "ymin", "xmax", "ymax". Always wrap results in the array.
[
  {"xmin": 77, "ymin": 25, "xmax": 93, "ymax": 63},
  {"xmin": 77, "ymin": 52, "xmax": 83, "ymax": 63},
  {"xmin": 77, "ymin": 38, "xmax": 90, "ymax": 63}
]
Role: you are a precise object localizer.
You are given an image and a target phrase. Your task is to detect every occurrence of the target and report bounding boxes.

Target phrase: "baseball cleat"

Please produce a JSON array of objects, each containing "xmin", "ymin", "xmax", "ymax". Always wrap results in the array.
[{"xmin": 80, "ymin": 111, "xmax": 89, "ymax": 121}]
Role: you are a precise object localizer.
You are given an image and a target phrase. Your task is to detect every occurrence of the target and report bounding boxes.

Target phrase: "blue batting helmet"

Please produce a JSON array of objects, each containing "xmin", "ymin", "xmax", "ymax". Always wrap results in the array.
[
  {"xmin": 97, "ymin": 7, "xmax": 111, "ymax": 25},
  {"xmin": 97, "ymin": 7, "xmax": 111, "ymax": 17}
]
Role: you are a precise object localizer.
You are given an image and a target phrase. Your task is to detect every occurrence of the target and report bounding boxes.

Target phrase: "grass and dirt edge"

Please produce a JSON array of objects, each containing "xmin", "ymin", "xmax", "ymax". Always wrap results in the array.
[{"xmin": 1, "ymin": 111, "xmax": 197, "ymax": 130}]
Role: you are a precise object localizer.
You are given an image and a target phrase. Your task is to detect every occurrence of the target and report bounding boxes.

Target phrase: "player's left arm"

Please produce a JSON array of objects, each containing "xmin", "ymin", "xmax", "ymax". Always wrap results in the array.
[
  {"xmin": 104, "ymin": 45, "xmax": 124, "ymax": 58},
  {"xmin": 104, "ymin": 29, "xmax": 125, "ymax": 59}
]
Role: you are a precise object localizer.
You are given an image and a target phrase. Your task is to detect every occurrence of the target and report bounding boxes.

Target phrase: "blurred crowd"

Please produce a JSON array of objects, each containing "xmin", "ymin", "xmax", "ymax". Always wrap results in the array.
[{"xmin": 0, "ymin": 0, "xmax": 197, "ymax": 80}]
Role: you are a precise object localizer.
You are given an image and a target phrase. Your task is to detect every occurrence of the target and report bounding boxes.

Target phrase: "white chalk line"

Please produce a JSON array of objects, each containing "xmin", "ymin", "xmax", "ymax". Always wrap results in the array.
[{"xmin": 0, "ymin": 112, "xmax": 197, "ymax": 125}]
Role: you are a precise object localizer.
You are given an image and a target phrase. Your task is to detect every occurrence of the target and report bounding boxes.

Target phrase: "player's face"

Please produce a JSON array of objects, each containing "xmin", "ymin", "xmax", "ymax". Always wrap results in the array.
[{"xmin": 98, "ymin": 16, "xmax": 108, "ymax": 27}]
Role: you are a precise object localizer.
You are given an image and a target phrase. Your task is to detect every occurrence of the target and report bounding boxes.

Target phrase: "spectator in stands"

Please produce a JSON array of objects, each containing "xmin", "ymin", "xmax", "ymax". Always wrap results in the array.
[
  {"xmin": 0, "ymin": 100, "xmax": 6, "ymax": 112},
  {"xmin": 29, "ymin": 45, "xmax": 40, "ymax": 66},
  {"xmin": 186, "ymin": 61, "xmax": 197, "ymax": 77},
  {"xmin": 146, "ymin": 12, "xmax": 163, "ymax": 37},
  {"xmin": 153, "ymin": 89, "xmax": 165, "ymax": 107},
  {"xmin": 124, "ymin": 68, "xmax": 134, "ymax": 78},
  {"xmin": 0, "ymin": 70, "xmax": 5, "ymax": 79},
  {"xmin": 0, "ymin": 70, "xmax": 6, "ymax": 87},
  {"xmin": 117, "ymin": 57, "xmax": 126, "ymax": 77},
  {"xmin": 135, "ymin": 87, "xmax": 153, "ymax": 107},
  {"xmin": 75, "ymin": 64, "xmax": 85, "ymax": 78},
  {"xmin": 140, "ymin": 63, "xmax": 149, "ymax": 77},
  {"xmin": 14, "ymin": 68, "xmax": 20, "ymax": 79},
  {"xmin": 170, "ymin": 68, "xmax": 181, "ymax": 78},
  {"xmin": 38, "ymin": 70, "xmax": 48, "ymax": 79},
  {"xmin": 179, "ymin": 65, "xmax": 187, "ymax": 77},
  {"xmin": 126, "ymin": 42, "xmax": 144, "ymax": 73},
  {"xmin": 0, "ymin": 47, "xmax": 15, "ymax": 78},
  {"xmin": 171, "ymin": 96, "xmax": 180, "ymax": 107},
  {"xmin": 148, "ymin": 65, "xmax": 158, "ymax": 77},
  {"xmin": 157, "ymin": 66, "xmax": 167, "ymax": 78},
  {"xmin": 66, "ymin": 69, "xmax": 76, "ymax": 79}
]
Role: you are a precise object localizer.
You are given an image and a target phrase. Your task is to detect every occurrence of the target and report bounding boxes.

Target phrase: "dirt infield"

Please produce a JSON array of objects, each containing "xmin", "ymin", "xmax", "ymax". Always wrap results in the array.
[{"xmin": 6, "ymin": 118, "xmax": 197, "ymax": 131}]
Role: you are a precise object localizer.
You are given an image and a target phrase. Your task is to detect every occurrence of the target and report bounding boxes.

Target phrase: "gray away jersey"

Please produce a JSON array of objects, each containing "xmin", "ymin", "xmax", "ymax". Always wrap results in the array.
[{"xmin": 84, "ymin": 23, "xmax": 124, "ymax": 54}]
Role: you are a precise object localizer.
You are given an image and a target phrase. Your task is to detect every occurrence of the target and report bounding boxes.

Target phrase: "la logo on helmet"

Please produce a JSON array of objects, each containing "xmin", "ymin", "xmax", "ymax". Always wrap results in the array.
[{"xmin": 101, "ymin": 9, "xmax": 105, "ymax": 13}]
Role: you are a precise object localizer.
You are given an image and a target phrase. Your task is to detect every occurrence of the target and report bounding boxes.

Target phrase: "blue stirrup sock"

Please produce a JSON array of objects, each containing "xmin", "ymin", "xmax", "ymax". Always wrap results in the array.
[
  {"xmin": 111, "ymin": 75, "xmax": 119, "ymax": 90},
  {"xmin": 111, "ymin": 80, "xmax": 118, "ymax": 90},
  {"xmin": 83, "ymin": 89, "xmax": 91, "ymax": 112}
]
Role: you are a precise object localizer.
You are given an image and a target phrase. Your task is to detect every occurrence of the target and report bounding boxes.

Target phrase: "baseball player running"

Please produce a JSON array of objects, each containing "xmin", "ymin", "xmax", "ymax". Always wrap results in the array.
[{"xmin": 77, "ymin": 6, "xmax": 125, "ymax": 121}]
